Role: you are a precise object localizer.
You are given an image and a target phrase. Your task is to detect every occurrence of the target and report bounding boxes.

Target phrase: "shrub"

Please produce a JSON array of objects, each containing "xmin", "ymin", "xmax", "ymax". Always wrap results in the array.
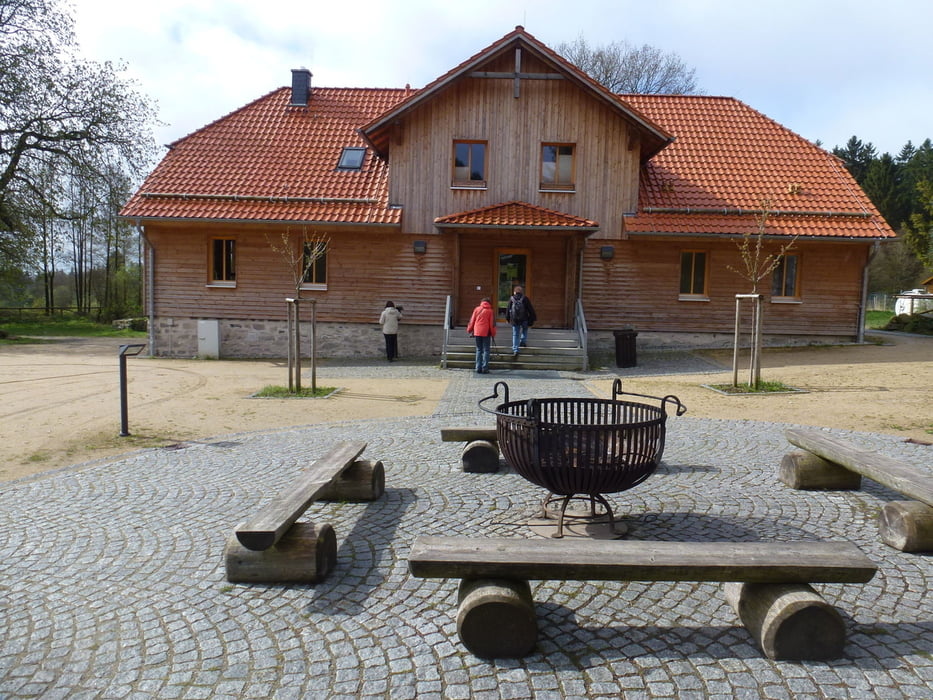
[{"xmin": 884, "ymin": 313, "xmax": 933, "ymax": 335}]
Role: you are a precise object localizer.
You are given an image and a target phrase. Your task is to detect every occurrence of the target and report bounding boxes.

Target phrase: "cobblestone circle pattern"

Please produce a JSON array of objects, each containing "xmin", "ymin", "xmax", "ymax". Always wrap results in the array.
[{"xmin": 1, "ymin": 360, "xmax": 931, "ymax": 699}]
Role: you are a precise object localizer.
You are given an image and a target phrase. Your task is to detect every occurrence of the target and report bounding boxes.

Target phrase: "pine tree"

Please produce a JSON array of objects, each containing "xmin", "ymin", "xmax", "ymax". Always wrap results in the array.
[{"xmin": 832, "ymin": 136, "xmax": 877, "ymax": 184}]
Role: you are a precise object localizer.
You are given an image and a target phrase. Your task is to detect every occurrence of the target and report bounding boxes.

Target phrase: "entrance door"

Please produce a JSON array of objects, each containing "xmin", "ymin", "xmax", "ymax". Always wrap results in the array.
[{"xmin": 496, "ymin": 249, "xmax": 530, "ymax": 321}]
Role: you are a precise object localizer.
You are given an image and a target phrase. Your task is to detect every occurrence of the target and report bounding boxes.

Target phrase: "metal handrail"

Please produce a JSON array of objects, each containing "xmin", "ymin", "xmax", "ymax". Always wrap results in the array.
[
  {"xmin": 573, "ymin": 298, "xmax": 589, "ymax": 371},
  {"xmin": 441, "ymin": 295, "xmax": 452, "ymax": 368}
]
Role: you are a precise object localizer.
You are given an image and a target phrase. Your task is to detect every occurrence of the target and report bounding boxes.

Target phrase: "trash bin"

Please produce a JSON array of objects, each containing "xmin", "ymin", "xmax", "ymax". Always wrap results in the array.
[{"xmin": 613, "ymin": 328, "xmax": 638, "ymax": 368}]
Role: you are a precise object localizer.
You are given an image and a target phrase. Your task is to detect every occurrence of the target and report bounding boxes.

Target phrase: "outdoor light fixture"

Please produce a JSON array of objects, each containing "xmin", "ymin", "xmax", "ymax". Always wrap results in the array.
[
  {"xmin": 413, "ymin": 240, "xmax": 427, "ymax": 254},
  {"xmin": 600, "ymin": 245, "xmax": 615, "ymax": 260}
]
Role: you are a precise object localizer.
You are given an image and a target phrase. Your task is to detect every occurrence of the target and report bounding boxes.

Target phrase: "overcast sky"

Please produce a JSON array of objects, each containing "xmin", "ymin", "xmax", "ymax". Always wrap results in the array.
[{"xmin": 73, "ymin": 0, "xmax": 931, "ymax": 159}]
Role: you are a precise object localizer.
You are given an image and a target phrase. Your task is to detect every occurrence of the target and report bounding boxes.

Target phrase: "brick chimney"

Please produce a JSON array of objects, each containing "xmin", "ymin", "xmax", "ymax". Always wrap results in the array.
[{"xmin": 290, "ymin": 68, "xmax": 312, "ymax": 106}]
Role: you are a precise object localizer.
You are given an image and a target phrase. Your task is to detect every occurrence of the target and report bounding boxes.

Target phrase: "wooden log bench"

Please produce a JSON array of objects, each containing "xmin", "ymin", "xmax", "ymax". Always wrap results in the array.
[
  {"xmin": 408, "ymin": 536, "xmax": 876, "ymax": 661},
  {"xmin": 440, "ymin": 426, "xmax": 500, "ymax": 473},
  {"xmin": 781, "ymin": 427, "xmax": 933, "ymax": 552},
  {"xmin": 224, "ymin": 440, "xmax": 384, "ymax": 584}
]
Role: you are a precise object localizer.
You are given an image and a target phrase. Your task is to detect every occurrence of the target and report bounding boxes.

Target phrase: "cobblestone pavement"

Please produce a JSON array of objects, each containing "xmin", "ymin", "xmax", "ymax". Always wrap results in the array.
[{"xmin": 1, "ymin": 360, "xmax": 931, "ymax": 699}]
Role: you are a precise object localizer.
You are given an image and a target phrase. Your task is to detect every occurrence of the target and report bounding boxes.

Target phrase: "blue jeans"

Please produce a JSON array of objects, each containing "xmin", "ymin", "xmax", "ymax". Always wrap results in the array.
[
  {"xmin": 511, "ymin": 323, "xmax": 528, "ymax": 353},
  {"xmin": 474, "ymin": 335, "xmax": 491, "ymax": 371}
]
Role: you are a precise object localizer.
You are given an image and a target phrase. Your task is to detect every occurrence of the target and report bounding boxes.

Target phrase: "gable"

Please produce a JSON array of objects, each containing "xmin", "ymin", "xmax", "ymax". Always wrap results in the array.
[{"xmin": 360, "ymin": 26, "xmax": 673, "ymax": 161}]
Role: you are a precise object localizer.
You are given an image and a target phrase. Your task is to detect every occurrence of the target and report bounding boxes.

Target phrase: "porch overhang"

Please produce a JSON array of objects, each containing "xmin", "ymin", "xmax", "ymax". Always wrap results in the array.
[{"xmin": 434, "ymin": 200, "xmax": 599, "ymax": 235}]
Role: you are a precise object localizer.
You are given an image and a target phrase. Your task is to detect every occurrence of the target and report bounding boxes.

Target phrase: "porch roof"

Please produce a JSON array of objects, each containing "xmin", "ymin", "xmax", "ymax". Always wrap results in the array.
[{"xmin": 434, "ymin": 201, "xmax": 599, "ymax": 232}]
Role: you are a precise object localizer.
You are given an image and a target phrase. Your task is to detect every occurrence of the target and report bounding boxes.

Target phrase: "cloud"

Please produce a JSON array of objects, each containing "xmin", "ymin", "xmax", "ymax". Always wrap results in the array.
[{"xmin": 72, "ymin": 0, "xmax": 933, "ymax": 155}]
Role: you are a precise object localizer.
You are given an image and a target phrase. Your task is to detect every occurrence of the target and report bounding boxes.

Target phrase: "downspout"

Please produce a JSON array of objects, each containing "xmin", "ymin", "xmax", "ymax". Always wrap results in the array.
[
  {"xmin": 577, "ymin": 238, "xmax": 585, "ymax": 311},
  {"xmin": 857, "ymin": 241, "xmax": 880, "ymax": 344},
  {"xmin": 134, "ymin": 219, "xmax": 156, "ymax": 357}
]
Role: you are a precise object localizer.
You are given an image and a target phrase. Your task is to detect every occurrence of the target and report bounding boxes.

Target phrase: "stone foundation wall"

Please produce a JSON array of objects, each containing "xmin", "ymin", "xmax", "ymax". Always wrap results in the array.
[
  {"xmin": 149, "ymin": 317, "xmax": 854, "ymax": 360},
  {"xmin": 150, "ymin": 317, "xmax": 445, "ymax": 360},
  {"xmin": 585, "ymin": 329, "xmax": 856, "ymax": 362}
]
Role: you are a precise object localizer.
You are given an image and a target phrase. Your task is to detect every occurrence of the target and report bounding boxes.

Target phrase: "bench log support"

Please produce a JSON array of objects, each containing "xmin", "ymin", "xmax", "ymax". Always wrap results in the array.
[
  {"xmin": 779, "ymin": 451, "xmax": 862, "ymax": 490},
  {"xmin": 461, "ymin": 440, "xmax": 500, "ymax": 474},
  {"xmin": 724, "ymin": 582, "xmax": 845, "ymax": 660},
  {"xmin": 317, "ymin": 459, "xmax": 385, "ymax": 502},
  {"xmin": 457, "ymin": 578, "xmax": 536, "ymax": 659},
  {"xmin": 783, "ymin": 428, "xmax": 933, "ymax": 552},
  {"xmin": 409, "ymin": 536, "xmax": 876, "ymax": 661},
  {"xmin": 225, "ymin": 522, "xmax": 337, "ymax": 584},
  {"xmin": 441, "ymin": 427, "xmax": 500, "ymax": 473},
  {"xmin": 879, "ymin": 500, "xmax": 933, "ymax": 552}
]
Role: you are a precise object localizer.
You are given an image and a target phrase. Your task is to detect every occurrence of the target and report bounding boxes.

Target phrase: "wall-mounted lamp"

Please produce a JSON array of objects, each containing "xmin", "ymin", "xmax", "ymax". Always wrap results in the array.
[
  {"xmin": 600, "ymin": 245, "xmax": 615, "ymax": 260},
  {"xmin": 413, "ymin": 240, "xmax": 427, "ymax": 254}
]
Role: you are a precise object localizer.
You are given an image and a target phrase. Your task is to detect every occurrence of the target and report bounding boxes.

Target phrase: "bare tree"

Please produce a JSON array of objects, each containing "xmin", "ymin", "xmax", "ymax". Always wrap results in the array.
[
  {"xmin": 727, "ymin": 200, "xmax": 797, "ymax": 388},
  {"xmin": 0, "ymin": 0, "xmax": 157, "ymax": 268},
  {"xmin": 557, "ymin": 35, "xmax": 700, "ymax": 94},
  {"xmin": 267, "ymin": 228, "xmax": 329, "ymax": 392}
]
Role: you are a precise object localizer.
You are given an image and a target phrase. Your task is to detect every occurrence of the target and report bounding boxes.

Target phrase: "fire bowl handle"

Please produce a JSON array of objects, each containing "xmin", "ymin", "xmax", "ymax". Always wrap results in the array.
[
  {"xmin": 662, "ymin": 394, "xmax": 688, "ymax": 417},
  {"xmin": 612, "ymin": 378, "xmax": 687, "ymax": 416},
  {"xmin": 478, "ymin": 381, "xmax": 511, "ymax": 414}
]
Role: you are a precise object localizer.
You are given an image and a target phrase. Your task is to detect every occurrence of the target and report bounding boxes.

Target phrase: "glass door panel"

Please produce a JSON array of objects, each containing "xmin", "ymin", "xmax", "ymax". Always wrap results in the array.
[{"xmin": 496, "ymin": 250, "xmax": 529, "ymax": 320}]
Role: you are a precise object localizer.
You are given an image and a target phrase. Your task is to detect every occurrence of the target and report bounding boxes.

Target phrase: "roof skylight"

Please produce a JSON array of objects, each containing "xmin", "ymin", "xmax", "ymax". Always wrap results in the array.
[{"xmin": 337, "ymin": 147, "xmax": 366, "ymax": 170}]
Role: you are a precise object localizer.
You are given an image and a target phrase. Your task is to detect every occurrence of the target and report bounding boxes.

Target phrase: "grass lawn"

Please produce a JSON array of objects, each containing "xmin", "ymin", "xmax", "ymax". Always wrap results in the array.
[
  {"xmin": 865, "ymin": 310, "xmax": 895, "ymax": 329},
  {"xmin": 0, "ymin": 315, "xmax": 146, "ymax": 341}
]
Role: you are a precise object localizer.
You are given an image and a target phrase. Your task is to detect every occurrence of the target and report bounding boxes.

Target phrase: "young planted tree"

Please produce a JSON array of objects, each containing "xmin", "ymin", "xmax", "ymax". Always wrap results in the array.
[
  {"xmin": 728, "ymin": 199, "xmax": 798, "ymax": 388},
  {"xmin": 267, "ymin": 228, "xmax": 329, "ymax": 392}
]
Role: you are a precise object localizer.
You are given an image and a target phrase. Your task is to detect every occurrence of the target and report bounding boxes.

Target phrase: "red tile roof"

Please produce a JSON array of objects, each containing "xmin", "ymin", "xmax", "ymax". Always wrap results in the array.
[
  {"xmin": 620, "ymin": 95, "xmax": 895, "ymax": 239},
  {"xmin": 121, "ymin": 87, "xmax": 410, "ymax": 225},
  {"xmin": 122, "ymin": 53, "xmax": 894, "ymax": 242},
  {"xmin": 435, "ymin": 201, "xmax": 599, "ymax": 230}
]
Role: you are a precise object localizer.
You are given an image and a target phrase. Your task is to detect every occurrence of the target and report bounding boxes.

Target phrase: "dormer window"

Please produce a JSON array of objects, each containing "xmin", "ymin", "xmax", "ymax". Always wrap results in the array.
[{"xmin": 337, "ymin": 147, "xmax": 366, "ymax": 170}]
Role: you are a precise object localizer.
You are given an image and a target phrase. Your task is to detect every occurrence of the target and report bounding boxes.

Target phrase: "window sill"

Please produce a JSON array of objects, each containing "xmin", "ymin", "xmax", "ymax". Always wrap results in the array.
[
  {"xmin": 539, "ymin": 186, "xmax": 575, "ymax": 193},
  {"xmin": 299, "ymin": 283, "xmax": 327, "ymax": 292},
  {"xmin": 450, "ymin": 184, "xmax": 487, "ymax": 190},
  {"xmin": 678, "ymin": 295, "xmax": 710, "ymax": 302},
  {"xmin": 771, "ymin": 297, "xmax": 802, "ymax": 304},
  {"xmin": 206, "ymin": 282, "xmax": 236, "ymax": 288}
]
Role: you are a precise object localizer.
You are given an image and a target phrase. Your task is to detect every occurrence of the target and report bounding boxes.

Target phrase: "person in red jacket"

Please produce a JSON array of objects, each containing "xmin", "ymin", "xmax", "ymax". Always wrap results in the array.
[{"xmin": 466, "ymin": 297, "xmax": 496, "ymax": 373}]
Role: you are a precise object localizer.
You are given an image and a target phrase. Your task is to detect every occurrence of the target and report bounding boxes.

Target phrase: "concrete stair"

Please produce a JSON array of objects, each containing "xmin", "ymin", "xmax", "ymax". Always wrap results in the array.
[{"xmin": 443, "ymin": 327, "xmax": 585, "ymax": 371}]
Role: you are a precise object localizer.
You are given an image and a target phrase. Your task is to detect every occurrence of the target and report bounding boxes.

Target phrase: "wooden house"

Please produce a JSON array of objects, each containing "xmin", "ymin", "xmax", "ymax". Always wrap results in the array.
[{"xmin": 121, "ymin": 27, "xmax": 895, "ymax": 361}]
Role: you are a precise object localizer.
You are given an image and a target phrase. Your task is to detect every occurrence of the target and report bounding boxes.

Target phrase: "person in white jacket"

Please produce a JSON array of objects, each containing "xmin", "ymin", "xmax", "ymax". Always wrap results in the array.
[{"xmin": 378, "ymin": 301, "xmax": 402, "ymax": 361}]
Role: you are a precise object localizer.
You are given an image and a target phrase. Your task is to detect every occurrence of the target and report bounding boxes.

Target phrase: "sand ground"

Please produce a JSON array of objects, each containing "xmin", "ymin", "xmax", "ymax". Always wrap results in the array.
[{"xmin": 1, "ymin": 333, "xmax": 929, "ymax": 482}]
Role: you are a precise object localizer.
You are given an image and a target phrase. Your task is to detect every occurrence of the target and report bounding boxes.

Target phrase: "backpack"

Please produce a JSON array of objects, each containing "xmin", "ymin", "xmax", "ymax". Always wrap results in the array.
[{"xmin": 510, "ymin": 295, "xmax": 528, "ymax": 323}]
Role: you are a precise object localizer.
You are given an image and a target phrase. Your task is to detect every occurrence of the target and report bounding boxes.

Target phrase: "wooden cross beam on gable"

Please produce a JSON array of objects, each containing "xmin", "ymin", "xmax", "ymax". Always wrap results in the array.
[{"xmin": 468, "ymin": 48, "xmax": 564, "ymax": 98}]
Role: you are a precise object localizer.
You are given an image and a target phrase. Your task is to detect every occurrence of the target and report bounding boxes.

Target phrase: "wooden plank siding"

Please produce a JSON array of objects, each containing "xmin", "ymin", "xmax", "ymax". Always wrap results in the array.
[
  {"xmin": 146, "ymin": 222, "xmax": 455, "ymax": 326},
  {"xmin": 387, "ymin": 51, "xmax": 641, "ymax": 239},
  {"xmin": 580, "ymin": 237, "xmax": 868, "ymax": 336}
]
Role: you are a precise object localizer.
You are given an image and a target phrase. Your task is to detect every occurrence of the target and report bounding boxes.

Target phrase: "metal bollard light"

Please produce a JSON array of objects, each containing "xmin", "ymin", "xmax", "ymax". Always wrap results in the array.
[{"xmin": 118, "ymin": 343, "xmax": 147, "ymax": 437}]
